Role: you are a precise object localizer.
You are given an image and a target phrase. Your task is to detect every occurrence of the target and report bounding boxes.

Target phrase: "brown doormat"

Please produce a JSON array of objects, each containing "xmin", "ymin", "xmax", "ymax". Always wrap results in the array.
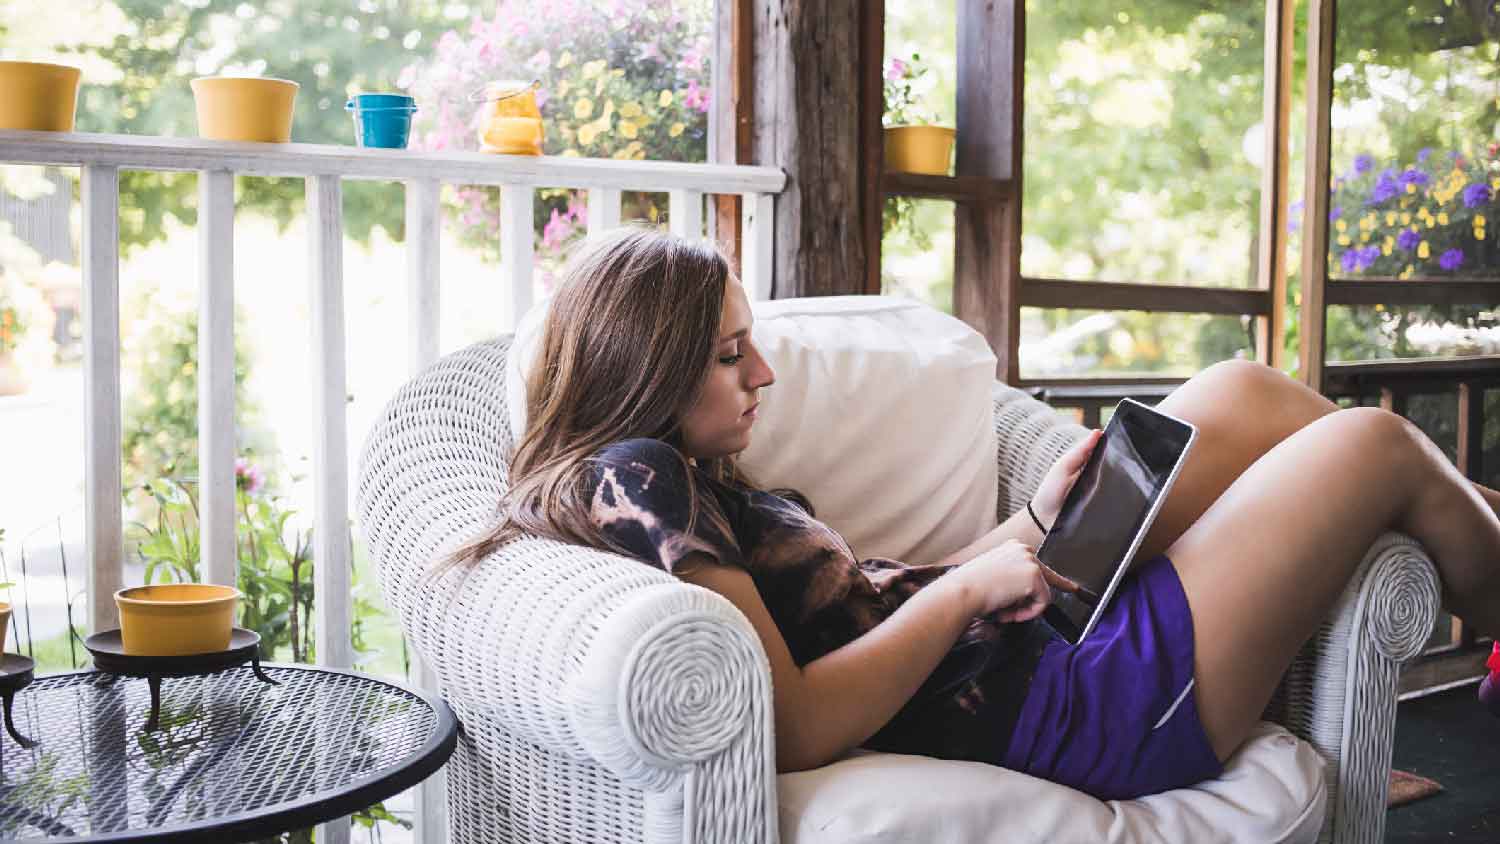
[{"xmin": 1388, "ymin": 769, "xmax": 1444, "ymax": 808}]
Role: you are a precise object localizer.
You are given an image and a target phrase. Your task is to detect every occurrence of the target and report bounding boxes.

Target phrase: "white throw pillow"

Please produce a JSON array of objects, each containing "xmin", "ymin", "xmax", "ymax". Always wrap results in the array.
[{"xmin": 505, "ymin": 295, "xmax": 999, "ymax": 564}]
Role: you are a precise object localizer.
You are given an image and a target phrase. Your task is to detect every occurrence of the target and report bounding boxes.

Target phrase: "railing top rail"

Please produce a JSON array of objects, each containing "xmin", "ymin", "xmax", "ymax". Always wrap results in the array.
[{"xmin": 0, "ymin": 129, "xmax": 786, "ymax": 194}]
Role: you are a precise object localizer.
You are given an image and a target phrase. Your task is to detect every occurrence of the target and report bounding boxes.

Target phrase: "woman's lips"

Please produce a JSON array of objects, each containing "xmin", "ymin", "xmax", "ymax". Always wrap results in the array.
[{"xmin": 743, "ymin": 403, "xmax": 760, "ymax": 419}]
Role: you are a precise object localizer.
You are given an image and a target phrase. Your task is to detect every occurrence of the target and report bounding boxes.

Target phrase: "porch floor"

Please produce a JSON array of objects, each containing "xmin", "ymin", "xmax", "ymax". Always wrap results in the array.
[{"xmin": 1387, "ymin": 683, "xmax": 1500, "ymax": 842}]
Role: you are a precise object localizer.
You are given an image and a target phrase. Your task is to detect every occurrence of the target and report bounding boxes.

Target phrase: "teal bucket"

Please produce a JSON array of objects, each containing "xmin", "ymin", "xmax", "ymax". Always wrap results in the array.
[{"xmin": 346, "ymin": 94, "xmax": 417, "ymax": 149}]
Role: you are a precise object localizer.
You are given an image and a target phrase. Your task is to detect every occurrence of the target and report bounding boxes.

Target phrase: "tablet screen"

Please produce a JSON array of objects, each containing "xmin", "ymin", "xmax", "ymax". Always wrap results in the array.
[{"xmin": 1037, "ymin": 399, "xmax": 1195, "ymax": 644}]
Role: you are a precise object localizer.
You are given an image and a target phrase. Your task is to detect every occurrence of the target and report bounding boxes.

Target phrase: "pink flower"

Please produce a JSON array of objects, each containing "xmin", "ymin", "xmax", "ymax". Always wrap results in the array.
[
  {"xmin": 683, "ymin": 79, "xmax": 710, "ymax": 113},
  {"xmin": 542, "ymin": 208, "xmax": 574, "ymax": 250},
  {"xmin": 526, "ymin": 49, "xmax": 552, "ymax": 74},
  {"xmin": 885, "ymin": 58, "xmax": 907, "ymax": 81},
  {"xmin": 234, "ymin": 457, "xmax": 265, "ymax": 495}
]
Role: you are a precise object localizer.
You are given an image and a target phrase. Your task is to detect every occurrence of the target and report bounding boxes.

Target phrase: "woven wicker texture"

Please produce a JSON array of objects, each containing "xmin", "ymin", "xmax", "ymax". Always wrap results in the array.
[
  {"xmin": 0, "ymin": 666, "xmax": 439, "ymax": 840},
  {"xmin": 357, "ymin": 337, "xmax": 1440, "ymax": 844}
]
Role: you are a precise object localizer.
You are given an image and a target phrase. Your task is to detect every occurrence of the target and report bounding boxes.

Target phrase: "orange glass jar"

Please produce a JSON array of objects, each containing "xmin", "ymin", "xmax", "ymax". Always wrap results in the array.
[{"xmin": 474, "ymin": 80, "xmax": 544, "ymax": 156}]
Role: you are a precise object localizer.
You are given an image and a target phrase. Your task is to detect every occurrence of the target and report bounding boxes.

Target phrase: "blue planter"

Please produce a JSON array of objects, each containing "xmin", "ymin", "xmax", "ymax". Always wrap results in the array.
[{"xmin": 346, "ymin": 94, "xmax": 417, "ymax": 149}]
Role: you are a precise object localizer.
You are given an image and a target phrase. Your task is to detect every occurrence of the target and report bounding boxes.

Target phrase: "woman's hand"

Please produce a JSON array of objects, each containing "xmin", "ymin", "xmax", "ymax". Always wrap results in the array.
[
  {"xmin": 1030, "ymin": 428, "xmax": 1103, "ymax": 531},
  {"xmin": 944, "ymin": 539, "xmax": 1081, "ymax": 623}
]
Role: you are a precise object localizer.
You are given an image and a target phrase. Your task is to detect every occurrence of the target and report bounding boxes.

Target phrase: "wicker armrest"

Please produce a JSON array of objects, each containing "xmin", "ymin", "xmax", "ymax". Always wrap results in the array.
[{"xmin": 1264, "ymin": 532, "xmax": 1440, "ymax": 844}]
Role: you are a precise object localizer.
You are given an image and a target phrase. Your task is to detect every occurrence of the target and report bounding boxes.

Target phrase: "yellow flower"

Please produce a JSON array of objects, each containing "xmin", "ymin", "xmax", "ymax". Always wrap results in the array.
[
  {"xmin": 1375, "ymin": 303, "xmax": 1385, "ymax": 311},
  {"xmin": 1476, "ymin": 227, "xmax": 1487, "ymax": 241},
  {"xmin": 668, "ymin": 122, "xmax": 685, "ymax": 137},
  {"xmin": 1401, "ymin": 212, "xmax": 1412, "ymax": 225},
  {"xmin": 1385, "ymin": 212, "xmax": 1397, "ymax": 226},
  {"xmin": 611, "ymin": 148, "xmax": 633, "ymax": 160},
  {"xmin": 574, "ymin": 98, "xmax": 594, "ymax": 119},
  {"xmin": 557, "ymin": 51, "xmax": 573, "ymax": 68},
  {"xmin": 1425, "ymin": 216, "xmax": 1436, "ymax": 228},
  {"xmin": 1359, "ymin": 214, "xmax": 1375, "ymax": 231},
  {"xmin": 659, "ymin": 89, "xmax": 674, "ymax": 107},
  {"xmin": 1398, "ymin": 265, "xmax": 1414, "ymax": 280},
  {"xmin": 1382, "ymin": 236, "xmax": 1394, "ymax": 255},
  {"xmin": 1418, "ymin": 240, "xmax": 1430, "ymax": 258},
  {"xmin": 619, "ymin": 120, "xmax": 638, "ymax": 139},
  {"xmin": 1359, "ymin": 231, "xmax": 1371, "ymax": 243},
  {"xmin": 1476, "ymin": 213, "xmax": 1487, "ymax": 227},
  {"xmin": 1492, "ymin": 177, "xmax": 1500, "ymax": 190},
  {"xmin": 560, "ymin": 148, "xmax": 581, "ymax": 157},
  {"xmin": 1437, "ymin": 212, "xmax": 1449, "ymax": 225},
  {"xmin": 582, "ymin": 59, "xmax": 607, "ymax": 79},
  {"xmin": 579, "ymin": 122, "xmax": 603, "ymax": 146},
  {"xmin": 619, "ymin": 101, "xmax": 643, "ymax": 118},
  {"xmin": 611, "ymin": 68, "xmax": 625, "ymax": 77},
  {"xmin": 1406, "ymin": 182, "xmax": 1417, "ymax": 194},
  {"xmin": 1335, "ymin": 219, "xmax": 1347, "ymax": 232},
  {"xmin": 558, "ymin": 80, "xmax": 572, "ymax": 97},
  {"xmin": 1337, "ymin": 234, "xmax": 1351, "ymax": 246}
]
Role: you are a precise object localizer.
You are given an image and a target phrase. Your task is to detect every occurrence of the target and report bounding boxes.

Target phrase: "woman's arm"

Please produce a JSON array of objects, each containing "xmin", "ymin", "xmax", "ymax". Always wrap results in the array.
[{"xmin": 679, "ymin": 541, "xmax": 1060, "ymax": 773}]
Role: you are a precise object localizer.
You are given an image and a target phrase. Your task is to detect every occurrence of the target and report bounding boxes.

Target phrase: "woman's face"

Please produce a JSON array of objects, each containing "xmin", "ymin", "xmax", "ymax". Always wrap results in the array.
[{"xmin": 678, "ymin": 280, "xmax": 775, "ymax": 459}]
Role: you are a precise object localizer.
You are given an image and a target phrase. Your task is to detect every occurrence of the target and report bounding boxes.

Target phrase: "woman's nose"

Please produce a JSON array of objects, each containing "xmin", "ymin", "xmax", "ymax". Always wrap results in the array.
[{"xmin": 748, "ymin": 351, "xmax": 775, "ymax": 389}]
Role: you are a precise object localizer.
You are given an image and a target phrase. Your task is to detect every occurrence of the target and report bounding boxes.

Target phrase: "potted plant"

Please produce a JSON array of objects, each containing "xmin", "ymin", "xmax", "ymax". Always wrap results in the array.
[{"xmin": 883, "ymin": 54, "xmax": 954, "ymax": 176}]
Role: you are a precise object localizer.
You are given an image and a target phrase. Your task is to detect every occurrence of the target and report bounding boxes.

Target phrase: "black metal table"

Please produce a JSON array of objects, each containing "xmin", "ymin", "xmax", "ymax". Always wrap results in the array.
[{"xmin": 0, "ymin": 664, "xmax": 458, "ymax": 842}]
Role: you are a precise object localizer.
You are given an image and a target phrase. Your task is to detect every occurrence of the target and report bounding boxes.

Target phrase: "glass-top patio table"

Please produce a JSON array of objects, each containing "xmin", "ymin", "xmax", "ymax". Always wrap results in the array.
[{"xmin": 0, "ymin": 664, "xmax": 458, "ymax": 841}]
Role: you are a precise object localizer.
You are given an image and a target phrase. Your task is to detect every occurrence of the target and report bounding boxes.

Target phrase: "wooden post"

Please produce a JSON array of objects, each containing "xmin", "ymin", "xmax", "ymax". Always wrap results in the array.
[
  {"xmin": 1299, "ymin": 0, "xmax": 1337, "ymax": 390},
  {"xmin": 860, "ymin": 1, "xmax": 885, "ymax": 295},
  {"xmin": 710, "ymin": 0, "xmax": 753, "ymax": 271},
  {"xmin": 1259, "ymin": 0, "xmax": 1296, "ymax": 369},
  {"xmin": 955, "ymin": 0, "xmax": 1024, "ymax": 385},
  {"xmin": 748, "ymin": 0, "xmax": 869, "ymax": 297}
]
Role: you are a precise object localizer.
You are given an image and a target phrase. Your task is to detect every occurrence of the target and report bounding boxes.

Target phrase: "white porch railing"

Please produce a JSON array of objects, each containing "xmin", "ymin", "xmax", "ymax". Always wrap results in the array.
[{"xmin": 0, "ymin": 127, "xmax": 785, "ymax": 843}]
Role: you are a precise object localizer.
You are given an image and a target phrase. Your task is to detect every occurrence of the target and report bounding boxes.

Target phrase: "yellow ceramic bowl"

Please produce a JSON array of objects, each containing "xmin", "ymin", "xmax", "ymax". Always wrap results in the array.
[
  {"xmin": 115, "ymin": 584, "xmax": 240, "ymax": 656},
  {"xmin": 884, "ymin": 125, "xmax": 957, "ymax": 176},
  {"xmin": 190, "ymin": 76, "xmax": 298, "ymax": 143},
  {"xmin": 0, "ymin": 61, "xmax": 82, "ymax": 132}
]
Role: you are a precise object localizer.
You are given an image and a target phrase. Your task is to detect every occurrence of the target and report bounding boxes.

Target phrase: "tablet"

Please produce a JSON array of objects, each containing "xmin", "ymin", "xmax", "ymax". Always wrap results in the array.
[{"xmin": 1037, "ymin": 398, "xmax": 1197, "ymax": 645}]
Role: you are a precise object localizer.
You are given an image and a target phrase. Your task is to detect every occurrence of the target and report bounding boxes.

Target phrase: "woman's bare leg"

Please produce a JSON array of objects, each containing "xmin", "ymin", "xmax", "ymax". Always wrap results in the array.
[
  {"xmin": 1137, "ymin": 359, "xmax": 1500, "ymax": 562},
  {"xmin": 1167, "ymin": 406, "xmax": 1500, "ymax": 762}
]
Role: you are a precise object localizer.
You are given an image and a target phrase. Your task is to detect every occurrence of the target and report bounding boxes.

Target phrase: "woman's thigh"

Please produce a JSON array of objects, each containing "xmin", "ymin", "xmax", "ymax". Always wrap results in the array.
[
  {"xmin": 1163, "ymin": 407, "xmax": 1417, "ymax": 762},
  {"xmin": 1136, "ymin": 360, "xmax": 1338, "ymax": 562}
]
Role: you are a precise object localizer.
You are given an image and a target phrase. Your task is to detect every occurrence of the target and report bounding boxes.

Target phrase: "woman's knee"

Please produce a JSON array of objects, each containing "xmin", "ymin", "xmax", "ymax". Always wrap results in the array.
[{"xmin": 1327, "ymin": 406, "xmax": 1435, "ymax": 470}]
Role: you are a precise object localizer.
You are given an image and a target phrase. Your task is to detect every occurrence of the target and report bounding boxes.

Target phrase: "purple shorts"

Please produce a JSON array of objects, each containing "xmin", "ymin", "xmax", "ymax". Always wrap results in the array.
[{"xmin": 1001, "ymin": 554, "xmax": 1223, "ymax": 800}]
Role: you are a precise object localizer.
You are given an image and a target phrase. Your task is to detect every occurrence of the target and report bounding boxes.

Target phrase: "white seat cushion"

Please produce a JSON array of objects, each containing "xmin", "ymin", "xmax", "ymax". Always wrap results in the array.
[{"xmin": 777, "ymin": 721, "xmax": 1326, "ymax": 844}]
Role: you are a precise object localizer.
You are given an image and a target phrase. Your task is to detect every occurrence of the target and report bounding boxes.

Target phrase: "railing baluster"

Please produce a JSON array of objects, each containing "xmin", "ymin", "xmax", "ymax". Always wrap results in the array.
[
  {"xmin": 308, "ymin": 173, "xmax": 353, "ymax": 844},
  {"xmin": 669, "ymin": 189, "xmax": 704, "ymax": 241},
  {"xmin": 501, "ymin": 184, "xmax": 535, "ymax": 322},
  {"xmin": 741, "ymin": 192, "xmax": 774, "ymax": 299},
  {"xmin": 587, "ymin": 187, "xmax": 622, "ymax": 239},
  {"xmin": 406, "ymin": 178, "xmax": 442, "ymax": 372},
  {"xmin": 405, "ymin": 176, "xmax": 448, "ymax": 844},
  {"xmin": 198, "ymin": 170, "xmax": 237, "ymax": 588},
  {"xmin": 83, "ymin": 164, "xmax": 122, "ymax": 634}
]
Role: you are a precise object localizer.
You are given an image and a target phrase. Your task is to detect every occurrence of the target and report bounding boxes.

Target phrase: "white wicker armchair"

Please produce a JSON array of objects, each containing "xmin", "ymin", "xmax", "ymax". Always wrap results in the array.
[{"xmin": 355, "ymin": 335, "xmax": 1442, "ymax": 844}]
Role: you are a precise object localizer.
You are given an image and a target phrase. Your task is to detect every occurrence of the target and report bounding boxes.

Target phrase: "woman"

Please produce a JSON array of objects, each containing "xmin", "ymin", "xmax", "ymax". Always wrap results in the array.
[{"xmin": 448, "ymin": 227, "xmax": 1500, "ymax": 799}]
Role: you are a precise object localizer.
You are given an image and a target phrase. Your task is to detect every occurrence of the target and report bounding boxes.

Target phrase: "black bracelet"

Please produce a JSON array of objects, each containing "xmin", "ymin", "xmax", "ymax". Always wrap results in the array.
[{"xmin": 1026, "ymin": 500, "xmax": 1050, "ymax": 535}]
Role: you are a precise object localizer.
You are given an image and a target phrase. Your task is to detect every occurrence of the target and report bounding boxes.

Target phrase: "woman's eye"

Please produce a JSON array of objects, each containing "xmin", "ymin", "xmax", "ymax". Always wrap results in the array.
[{"xmin": 718, "ymin": 353, "xmax": 746, "ymax": 365}]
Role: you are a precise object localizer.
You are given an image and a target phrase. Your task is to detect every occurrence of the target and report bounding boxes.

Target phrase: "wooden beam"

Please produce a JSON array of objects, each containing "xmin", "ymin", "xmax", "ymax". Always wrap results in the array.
[
  {"xmin": 1260, "ymin": 0, "xmax": 1296, "ymax": 369},
  {"xmin": 710, "ymin": 0, "xmax": 752, "ymax": 272},
  {"xmin": 883, "ymin": 173, "xmax": 1012, "ymax": 202},
  {"xmin": 860, "ymin": 0, "xmax": 885, "ymax": 295},
  {"xmin": 1325, "ymin": 278, "xmax": 1500, "ymax": 306},
  {"xmin": 1299, "ymin": 0, "xmax": 1337, "ymax": 390},
  {"xmin": 1457, "ymin": 382, "xmax": 1484, "ymax": 481},
  {"xmin": 955, "ymin": 0, "xmax": 1023, "ymax": 384},
  {"xmin": 1020, "ymin": 277, "xmax": 1272, "ymax": 316},
  {"xmin": 749, "ymin": 0, "xmax": 868, "ymax": 297}
]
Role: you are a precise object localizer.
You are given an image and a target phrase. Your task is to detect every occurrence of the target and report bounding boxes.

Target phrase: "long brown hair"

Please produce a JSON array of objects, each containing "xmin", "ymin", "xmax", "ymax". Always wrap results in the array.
[{"xmin": 439, "ymin": 226, "xmax": 758, "ymax": 571}]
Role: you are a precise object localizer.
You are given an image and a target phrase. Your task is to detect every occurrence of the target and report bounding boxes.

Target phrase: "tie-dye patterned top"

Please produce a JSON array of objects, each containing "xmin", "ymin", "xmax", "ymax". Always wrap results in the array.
[{"xmin": 587, "ymin": 437, "xmax": 1058, "ymax": 765}]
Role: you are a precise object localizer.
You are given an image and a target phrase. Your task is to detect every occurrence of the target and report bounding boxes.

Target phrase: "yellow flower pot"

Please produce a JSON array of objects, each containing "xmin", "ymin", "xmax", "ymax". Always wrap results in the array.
[
  {"xmin": 190, "ymin": 77, "xmax": 298, "ymax": 143},
  {"xmin": 0, "ymin": 61, "xmax": 82, "ymax": 132},
  {"xmin": 115, "ymin": 584, "xmax": 240, "ymax": 656},
  {"xmin": 0, "ymin": 602, "xmax": 10, "ymax": 653},
  {"xmin": 884, "ymin": 125, "xmax": 956, "ymax": 176}
]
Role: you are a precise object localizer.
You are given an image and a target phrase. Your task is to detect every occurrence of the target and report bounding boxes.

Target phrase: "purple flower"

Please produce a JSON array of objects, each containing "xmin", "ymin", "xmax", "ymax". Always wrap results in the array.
[
  {"xmin": 1359, "ymin": 245, "xmax": 1380, "ymax": 269},
  {"xmin": 1399, "ymin": 168, "xmax": 1429, "ymax": 188},
  {"xmin": 1354, "ymin": 153, "xmax": 1374, "ymax": 174},
  {"xmin": 1439, "ymin": 248, "xmax": 1464, "ymax": 271},
  {"xmin": 1341, "ymin": 246, "xmax": 1379, "ymax": 273},
  {"xmin": 1463, "ymin": 182, "xmax": 1491, "ymax": 209},
  {"xmin": 1369, "ymin": 173, "xmax": 1400, "ymax": 204},
  {"xmin": 1329, "ymin": 204, "xmax": 1342, "ymax": 222},
  {"xmin": 1397, "ymin": 228, "xmax": 1421, "ymax": 251},
  {"xmin": 1287, "ymin": 199, "xmax": 1304, "ymax": 233},
  {"xmin": 1417, "ymin": 147, "xmax": 1432, "ymax": 164}
]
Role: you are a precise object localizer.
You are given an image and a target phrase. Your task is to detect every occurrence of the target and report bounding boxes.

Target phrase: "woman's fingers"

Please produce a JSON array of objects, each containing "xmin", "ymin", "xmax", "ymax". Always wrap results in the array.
[
  {"xmin": 1064, "ymin": 429, "xmax": 1102, "ymax": 472},
  {"xmin": 1039, "ymin": 563, "xmax": 1081, "ymax": 594}
]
